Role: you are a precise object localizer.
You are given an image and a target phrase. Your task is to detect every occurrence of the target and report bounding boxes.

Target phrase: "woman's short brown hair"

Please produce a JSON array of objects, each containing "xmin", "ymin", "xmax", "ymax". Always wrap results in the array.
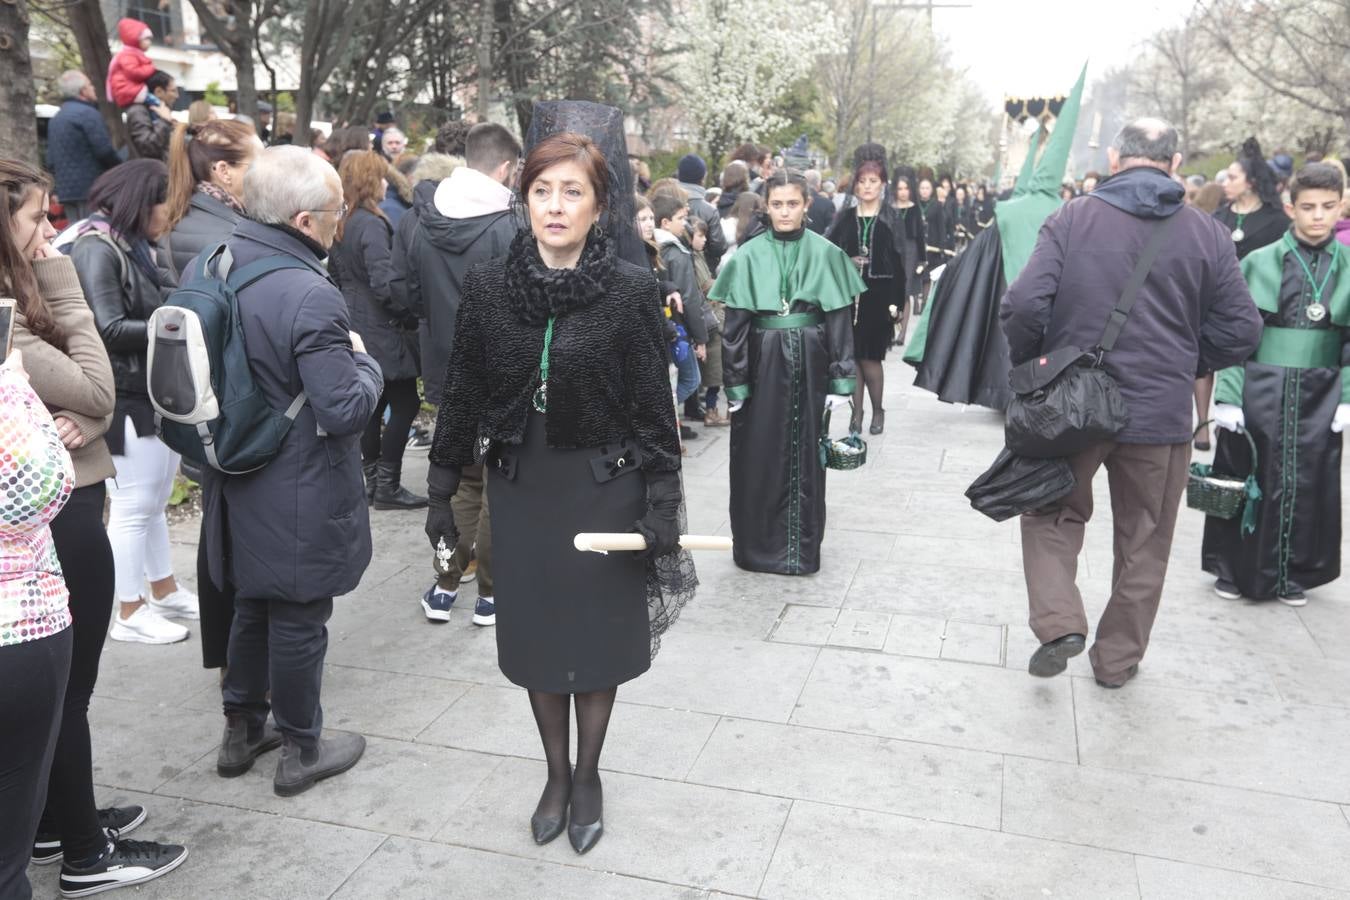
[{"xmin": 520, "ymin": 132, "xmax": 609, "ymax": 212}]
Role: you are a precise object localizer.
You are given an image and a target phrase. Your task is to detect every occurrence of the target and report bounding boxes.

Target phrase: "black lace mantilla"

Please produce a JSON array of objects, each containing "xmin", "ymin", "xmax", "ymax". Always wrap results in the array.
[
  {"xmin": 648, "ymin": 480, "xmax": 697, "ymax": 659},
  {"xmin": 501, "ymin": 227, "xmax": 615, "ymax": 325}
]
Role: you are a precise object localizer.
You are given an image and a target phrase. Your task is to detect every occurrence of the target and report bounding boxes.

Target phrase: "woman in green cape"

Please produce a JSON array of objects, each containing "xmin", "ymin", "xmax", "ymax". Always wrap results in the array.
[{"xmin": 709, "ymin": 171, "xmax": 865, "ymax": 575}]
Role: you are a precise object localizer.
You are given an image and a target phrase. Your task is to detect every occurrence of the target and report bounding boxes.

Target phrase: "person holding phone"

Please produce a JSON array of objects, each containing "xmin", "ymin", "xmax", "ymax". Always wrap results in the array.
[{"xmin": 1, "ymin": 158, "xmax": 189, "ymax": 894}]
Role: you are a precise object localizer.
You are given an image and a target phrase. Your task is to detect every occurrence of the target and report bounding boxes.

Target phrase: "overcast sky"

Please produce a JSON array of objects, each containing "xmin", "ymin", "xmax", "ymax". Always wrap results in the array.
[{"xmin": 928, "ymin": 0, "xmax": 1191, "ymax": 100}]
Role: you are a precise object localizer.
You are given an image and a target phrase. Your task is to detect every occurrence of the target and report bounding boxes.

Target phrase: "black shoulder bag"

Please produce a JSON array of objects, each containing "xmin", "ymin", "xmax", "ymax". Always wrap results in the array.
[{"xmin": 1004, "ymin": 212, "xmax": 1181, "ymax": 459}]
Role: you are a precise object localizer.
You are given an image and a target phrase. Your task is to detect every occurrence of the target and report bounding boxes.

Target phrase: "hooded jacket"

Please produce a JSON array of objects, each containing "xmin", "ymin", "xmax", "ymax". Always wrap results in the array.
[
  {"xmin": 1001, "ymin": 165, "xmax": 1264, "ymax": 444},
  {"xmin": 107, "ymin": 18, "xmax": 156, "ymax": 108},
  {"xmin": 653, "ymin": 227, "xmax": 710, "ymax": 345},
  {"xmin": 389, "ymin": 166, "xmax": 517, "ymax": 404}
]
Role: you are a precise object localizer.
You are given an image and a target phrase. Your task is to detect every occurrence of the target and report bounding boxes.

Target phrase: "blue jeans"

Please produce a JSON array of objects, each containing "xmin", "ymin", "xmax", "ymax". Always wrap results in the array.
[{"xmin": 675, "ymin": 350, "xmax": 701, "ymax": 404}]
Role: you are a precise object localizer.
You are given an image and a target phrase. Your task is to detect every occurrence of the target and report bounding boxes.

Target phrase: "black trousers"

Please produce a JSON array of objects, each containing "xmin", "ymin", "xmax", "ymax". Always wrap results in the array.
[
  {"xmin": 222, "ymin": 597, "xmax": 333, "ymax": 751},
  {"xmin": 0, "ymin": 628, "xmax": 72, "ymax": 900},
  {"xmin": 361, "ymin": 378, "xmax": 420, "ymax": 468},
  {"xmin": 39, "ymin": 483, "xmax": 114, "ymax": 864}
]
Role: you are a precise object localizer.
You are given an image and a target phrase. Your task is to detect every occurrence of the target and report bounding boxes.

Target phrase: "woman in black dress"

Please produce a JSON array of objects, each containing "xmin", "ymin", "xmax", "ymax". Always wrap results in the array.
[
  {"xmin": 424, "ymin": 131, "xmax": 693, "ymax": 856},
  {"xmin": 827, "ymin": 145, "xmax": 908, "ymax": 434}
]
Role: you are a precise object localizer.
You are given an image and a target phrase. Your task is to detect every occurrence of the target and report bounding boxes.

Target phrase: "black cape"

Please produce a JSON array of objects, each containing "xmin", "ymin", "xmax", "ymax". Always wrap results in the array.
[{"xmin": 906, "ymin": 224, "xmax": 1013, "ymax": 409}]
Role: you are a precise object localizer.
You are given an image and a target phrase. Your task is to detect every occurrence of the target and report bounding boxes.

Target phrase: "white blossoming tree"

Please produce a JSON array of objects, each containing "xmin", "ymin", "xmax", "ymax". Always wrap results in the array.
[{"xmin": 684, "ymin": 0, "xmax": 840, "ymax": 162}]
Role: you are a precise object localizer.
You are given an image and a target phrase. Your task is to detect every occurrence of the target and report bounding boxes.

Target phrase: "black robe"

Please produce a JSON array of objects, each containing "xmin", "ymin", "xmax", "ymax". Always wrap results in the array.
[
  {"xmin": 919, "ymin": 199, "xmax": 951, "ymax": 272},
  {"xmin": 710, "ymin": 227, "xmax": 863, "ymax": 576},
  {"xmin": 1202, "ymin": 235, "xmax": 1350, "ymax": 599},
  {"xmin": 1213, "ymin": 202, "xmax": 1291, "ymax": 260},
  {"xmin": 891, "ymin": 203, "xmax": 927, "ymax": 300}
]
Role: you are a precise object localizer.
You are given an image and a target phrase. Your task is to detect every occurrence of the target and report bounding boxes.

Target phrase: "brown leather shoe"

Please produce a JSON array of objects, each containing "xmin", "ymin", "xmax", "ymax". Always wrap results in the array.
[{"xmin": 704, "ymin": 409, "xmax": 729, "ymax": 427}]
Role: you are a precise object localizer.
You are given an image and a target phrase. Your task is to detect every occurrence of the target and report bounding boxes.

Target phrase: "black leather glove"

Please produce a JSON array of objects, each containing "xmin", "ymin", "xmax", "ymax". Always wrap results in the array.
[
  {"xmin": 633, "ymin": 470, "xmax": 682, "ymax": 559},
  {"xmin": 424, "ymin": 462, "xmax": 461, "ymax": 551}
]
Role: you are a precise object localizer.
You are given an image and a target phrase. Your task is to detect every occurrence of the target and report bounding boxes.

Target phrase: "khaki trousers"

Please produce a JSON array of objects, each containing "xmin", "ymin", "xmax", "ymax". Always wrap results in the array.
[
  {"xmin": 432, "ymin": 464, "xmax": 493, "ymax": 596},
  {"xmin": 1020, "ymin": 440, "xmax": 1190, "ymax": 682}
]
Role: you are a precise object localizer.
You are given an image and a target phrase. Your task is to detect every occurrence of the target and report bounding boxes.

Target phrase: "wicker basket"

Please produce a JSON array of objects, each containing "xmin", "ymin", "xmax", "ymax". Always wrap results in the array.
[
  {"xmin": 1187, "ymin": 422, "xmax": 1259, "ymax": 521},
  {"xmin": 819, "ymin": 402, "xmax": 868, "ymax": 471}
]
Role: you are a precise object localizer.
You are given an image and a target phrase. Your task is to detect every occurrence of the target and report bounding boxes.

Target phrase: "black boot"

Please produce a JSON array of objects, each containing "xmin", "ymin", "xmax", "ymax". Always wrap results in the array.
[
  {"xmin": 362, "ymin": 461, "xmax": 377, "ymax": 505},
  {"xmin": 217, "ymin": 714, "xmax": 282, "ymax": 777},
  {"xmin": 373, "ymin": 461, "xmax": 428, "ymax": 510}
]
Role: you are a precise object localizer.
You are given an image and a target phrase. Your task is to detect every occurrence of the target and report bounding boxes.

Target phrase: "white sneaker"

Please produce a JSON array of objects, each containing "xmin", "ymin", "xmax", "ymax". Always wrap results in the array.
[
  {"xmin": 147, "ymin": 589, "xmax": 200, "ymax": 620},
  {"xmin": 110, "ymin": 606, "xmax": 189, "ymax": 644}
]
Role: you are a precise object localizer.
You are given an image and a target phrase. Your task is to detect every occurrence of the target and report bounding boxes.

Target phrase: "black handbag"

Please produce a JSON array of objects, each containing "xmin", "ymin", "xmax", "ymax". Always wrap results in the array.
[
  {"xmin": 965, "ymin": 448, "xmax": 1077, "ymax": 522},
  {"xmin": 1004, "ymin": 212, "xmax": 1180, "ymax": 459}
]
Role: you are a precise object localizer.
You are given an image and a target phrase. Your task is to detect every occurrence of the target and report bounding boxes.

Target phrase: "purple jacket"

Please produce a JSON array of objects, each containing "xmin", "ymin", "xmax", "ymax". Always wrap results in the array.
[{"xmin": 1001, "ymin": 166, "xmax": 1263, "ymax": 445}]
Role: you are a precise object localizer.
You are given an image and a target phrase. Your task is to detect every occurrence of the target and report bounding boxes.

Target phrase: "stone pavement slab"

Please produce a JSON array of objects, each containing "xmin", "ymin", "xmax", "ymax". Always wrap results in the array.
[{"xmin": 32, "ymin": 357, "xmax": 1350, "ymax": 899}]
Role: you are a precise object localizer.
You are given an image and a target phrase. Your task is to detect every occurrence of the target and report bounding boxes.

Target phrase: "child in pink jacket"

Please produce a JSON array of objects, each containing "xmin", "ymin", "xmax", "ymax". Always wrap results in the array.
[{"xmin": 106, "ymin": 18, "xmax": 158, "ymax": 108}]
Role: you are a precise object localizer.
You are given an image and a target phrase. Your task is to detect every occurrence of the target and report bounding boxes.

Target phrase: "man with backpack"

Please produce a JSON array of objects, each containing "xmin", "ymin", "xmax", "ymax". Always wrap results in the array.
[{"xmin": 189, "ymin": 147, "xmax": 383, "ymax": 795}]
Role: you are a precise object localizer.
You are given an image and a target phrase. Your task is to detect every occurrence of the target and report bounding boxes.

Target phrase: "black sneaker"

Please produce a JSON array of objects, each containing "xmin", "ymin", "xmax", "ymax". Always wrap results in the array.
[
  {"xmin": 59, "ymin": 837, "xmax": 188, "ymax": 897},
  {"xmin": 32, "ymin": 806, "xmax": 147, "ymax": 865}
]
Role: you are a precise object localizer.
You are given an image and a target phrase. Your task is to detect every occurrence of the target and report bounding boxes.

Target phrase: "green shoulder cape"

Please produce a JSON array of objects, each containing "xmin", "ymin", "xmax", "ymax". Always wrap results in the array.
[
  {"xmin": 1214, "ymin": 235, "xmax": 1350, "ymax": 405},
  {"xmin": 709, "ymin": 229, "xmax": 866, "ymax": 313}
]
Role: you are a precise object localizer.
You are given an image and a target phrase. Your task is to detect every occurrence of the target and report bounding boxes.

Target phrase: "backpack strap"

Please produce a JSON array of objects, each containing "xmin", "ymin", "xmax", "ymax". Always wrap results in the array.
[{"xmin": 224, "ymin": 254, "xmax": 313, "ymax": 292}]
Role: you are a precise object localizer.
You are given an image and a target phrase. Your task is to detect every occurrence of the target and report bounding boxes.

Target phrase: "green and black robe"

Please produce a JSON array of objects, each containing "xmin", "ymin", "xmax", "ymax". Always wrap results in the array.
[
  {"xmin": 709, "ymin": 226, "xmax": 864, "ymax": 575},
  {"xmin": 1202, "ymin": 232, "xmax": 1350, "ymax": 599}
]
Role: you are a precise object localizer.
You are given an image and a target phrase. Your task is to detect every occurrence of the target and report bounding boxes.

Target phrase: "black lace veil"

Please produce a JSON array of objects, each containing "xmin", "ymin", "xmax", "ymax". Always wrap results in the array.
[
  {"xmin": 524, "ymin": 101, "xmax": 647, "ymax": 271},
  {"xmin": 524, "ymin": 99, "xmax": 697, "ymax": 658}
]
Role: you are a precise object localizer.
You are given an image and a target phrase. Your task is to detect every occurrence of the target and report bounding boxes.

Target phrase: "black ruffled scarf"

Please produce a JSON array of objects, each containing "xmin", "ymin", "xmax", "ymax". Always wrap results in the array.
[{"xmin": 503, "ymin": 227, "xmax": 615, "ymax": 325}]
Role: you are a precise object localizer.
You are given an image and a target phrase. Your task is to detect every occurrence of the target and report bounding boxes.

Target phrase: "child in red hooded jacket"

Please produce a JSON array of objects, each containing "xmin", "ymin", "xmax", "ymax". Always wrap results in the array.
[{"xmin": 106, "ymin": 18, "xmax": 159, "ymax": 108}]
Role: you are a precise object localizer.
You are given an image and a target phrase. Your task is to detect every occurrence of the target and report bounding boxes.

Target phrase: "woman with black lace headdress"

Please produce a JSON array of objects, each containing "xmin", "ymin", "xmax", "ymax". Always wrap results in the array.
[{"xmin": 424, "ymin": 127, "xmax": 694, "ymax": 857}]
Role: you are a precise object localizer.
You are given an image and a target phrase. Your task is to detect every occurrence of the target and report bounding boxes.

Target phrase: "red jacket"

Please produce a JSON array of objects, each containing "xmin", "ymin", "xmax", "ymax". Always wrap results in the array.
[{"xmin": 106, "ymin": 18, "xmax": 155, "ymax": 108}]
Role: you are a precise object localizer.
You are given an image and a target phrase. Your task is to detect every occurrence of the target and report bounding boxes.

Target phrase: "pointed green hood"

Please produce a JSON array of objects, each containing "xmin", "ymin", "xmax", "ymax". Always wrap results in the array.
[{"xmin": 995, "ymin": 62, "xmax": 1088, "ymax": 284}]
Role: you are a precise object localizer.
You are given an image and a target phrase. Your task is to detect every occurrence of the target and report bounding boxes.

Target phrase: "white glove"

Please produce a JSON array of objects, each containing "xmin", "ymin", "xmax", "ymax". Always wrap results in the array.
[
  {"xmin": 728, "ymin": 400, "xmax": 744, "ymax": 414},
  {"xmin": 1212, "ymin": 404, "xmax": 1245, "ymax": 433},
  {"xmin": 1332, "ymin": 404, "xmax": 1350, "ymax": 433},
  {"xmin": 825, "ymin": 394, "xmax": 852, "ymax": 410}
]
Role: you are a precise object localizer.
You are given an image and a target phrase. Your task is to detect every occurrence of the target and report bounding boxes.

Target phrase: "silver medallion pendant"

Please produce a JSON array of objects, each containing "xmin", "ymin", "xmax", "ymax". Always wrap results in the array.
[
  {"xmin": 1306, "ymin": 302, "xmax": 1328, "ymax": 323},
  {"xmin": 860, "ymin": 245, "xmax": 870, "ymax": 257},
  {"xmin": 532, "ymin": 381, "xmax": 548, "ymax": 413},
  {"xmin": 1232, "ymin": 228, "xmax": 1245, "ymax": 242},
  {"xmin": 434, "ymin": 537, "xmax": 455, "ymax": 575}
]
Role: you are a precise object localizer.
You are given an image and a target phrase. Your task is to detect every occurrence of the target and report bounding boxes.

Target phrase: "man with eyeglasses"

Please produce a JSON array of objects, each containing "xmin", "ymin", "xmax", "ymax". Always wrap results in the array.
[{"xmin": 197, "ymin": 145, "xmax": 384, "ymax": 796}]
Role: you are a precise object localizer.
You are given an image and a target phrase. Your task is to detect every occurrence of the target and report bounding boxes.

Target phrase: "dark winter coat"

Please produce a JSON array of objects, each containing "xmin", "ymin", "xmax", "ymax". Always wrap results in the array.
[
  {"xmin": 655, "ymin": 230, "xmax": 710, "ymax": 345},
  {"xmin": 162, "ymin": 191, "xmax": 242, "ymax": 279},
  {"xmin": 45, "ymin": 99, "xmax": 121, "ymax": 204},
  {"xmin": 1001, "ymin": 165, "xmax": 1264, "ymax": 445},
  {"xmin": 331, "ymin": 207, "xmax": 420, "ymax": 382},
  {"xmin": 199, "ymin": 218, "xmax": 383, "ymax": 602},
  {"xmin": 678, "ymin": 181, "xmax": 728, "ymax": 271},
  {"xmin": 390, "ymin": 178, "xmax": 516, "ymax": 404},
  {"xmin": 125, "ymin": 103, "xmax": 173, "ymax": 161},
  {"xmin": 379, "ymin": 183, "xmax": 412, "ymax": 228},
  {"xmin": 70, "ymin": 226, "xmax": 171, "ymax": 397},
  {"xmin": 429, "ymin": 229, "xmax": 681, "ymax": 475},
  {"xmin": 807, "ymin": 190, "xmax": 836, "ymax": 235}
]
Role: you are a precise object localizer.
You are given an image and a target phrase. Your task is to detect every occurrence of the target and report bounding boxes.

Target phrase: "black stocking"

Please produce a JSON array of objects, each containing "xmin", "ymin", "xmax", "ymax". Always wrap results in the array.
[
  {"xmin": 859, "ymin": 359, "xmax": 885, "ymax": 415},
  {"xmin": 571, "ymin": 688, "xmax": 616, "ymax": 825},
  {"xmin": 527, "ymin": 690, "xmax": 571, "ymax": 821}
]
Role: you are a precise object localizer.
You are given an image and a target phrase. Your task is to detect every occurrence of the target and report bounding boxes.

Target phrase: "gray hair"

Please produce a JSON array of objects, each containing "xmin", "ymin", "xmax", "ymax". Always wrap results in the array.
[
  {"xmin": 803, "ymin": 169, "xmax": 822, "ymax": 190},
  {"xmin": 244, "ymin": 146, "xmax": 339, "ymax": 224},
  {"xmin": 58, "ymin": 70, "xmax": 89, "ymax": 99},
  {"xmin": 1112, "ymin": 117, "xmax": 1180, "ymax": 163}
]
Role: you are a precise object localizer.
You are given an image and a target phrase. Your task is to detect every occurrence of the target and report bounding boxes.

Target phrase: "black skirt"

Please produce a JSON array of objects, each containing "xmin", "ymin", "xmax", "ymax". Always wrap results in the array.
[
  {"xmin": 486, "ymin": 412, "xmax": 651, "ymax": 693},
  {"xmin": 854, "ymin": 275, "xmax": 901, "ymax": 361}
]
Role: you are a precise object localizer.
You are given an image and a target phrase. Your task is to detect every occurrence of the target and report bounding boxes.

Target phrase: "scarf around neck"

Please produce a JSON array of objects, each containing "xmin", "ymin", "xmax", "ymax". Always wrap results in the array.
[
  {"xmin": 196, "ymin": 181, "xmax": 246, "ymax": 216},
  {"xmin": 503, "ymin": 227, "xmax": 616, "ymax": 325}
]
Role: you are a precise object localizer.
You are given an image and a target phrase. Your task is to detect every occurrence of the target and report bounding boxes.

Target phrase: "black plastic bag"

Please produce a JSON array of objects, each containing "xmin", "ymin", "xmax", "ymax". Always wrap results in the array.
[
  {"xmin": 965, "ymin": 448, "xmax": 1077, "ymax": 522},
  {"xmin": 1004, "ymin": 350, "xmax": 1129, "ymax": 459}
]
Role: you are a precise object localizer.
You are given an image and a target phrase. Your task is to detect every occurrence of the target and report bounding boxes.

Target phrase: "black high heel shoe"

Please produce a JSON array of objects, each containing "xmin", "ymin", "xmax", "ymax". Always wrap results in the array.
[
  {"xmin": 869, "ymin": 409, "xmax": 886, "ymax": 435},
  {"xmin": 567, "ymin": 780, "xmax": 603, "ymax": 855},
  {"xmin": 530, "ymin": 785, "xmax": 570, "ymax": 845}
]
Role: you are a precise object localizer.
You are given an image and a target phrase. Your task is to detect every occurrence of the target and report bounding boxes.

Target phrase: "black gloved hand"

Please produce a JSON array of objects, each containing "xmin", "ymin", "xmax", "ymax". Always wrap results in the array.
[
  {"xmin": 424, "ymin": 462, "xmax": 461, "ymax": 551},
  {"xmin": 633, "ymin": 470, "xmax": 682, "ymax": 559}
]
